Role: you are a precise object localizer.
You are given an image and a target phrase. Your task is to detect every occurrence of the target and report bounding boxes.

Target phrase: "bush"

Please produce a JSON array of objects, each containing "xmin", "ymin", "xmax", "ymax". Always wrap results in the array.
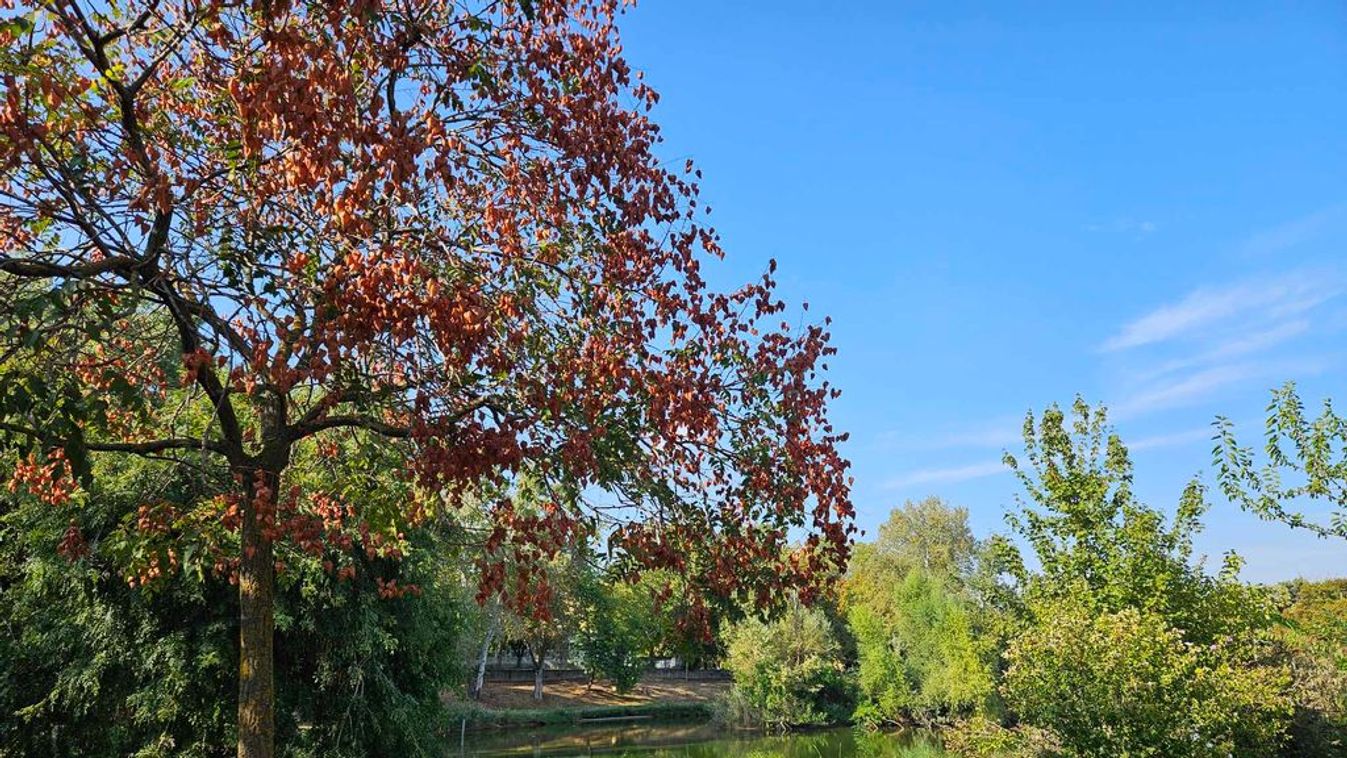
[
  {"xmin": 722, "ymin": 599, "xmax": 855, "ymax": 729},
  {"xmin": 0, "ymin": 478, "xmax": 236, "ymax": 756},
  {"xmin": 942, "ymin": 715, "xmax": 1058, "ymax": 758},
  {"xmin": 1003, "ymin": 596, "xmax": 1290, "ymax": 758},
  {"xmin": 995, "ymin": 400, "xmax": 1295, "ymax": 756},
  {"xmin": 274, "ymin": 539, "xmax": 466, "ymax": 757},
  {"xmin": 1278, "ymin": 579, "xmax": 1347, "ymax": 757},
  {"xmin": 849, "ymin": 569, "xmax": 993, "ymax": 726}
]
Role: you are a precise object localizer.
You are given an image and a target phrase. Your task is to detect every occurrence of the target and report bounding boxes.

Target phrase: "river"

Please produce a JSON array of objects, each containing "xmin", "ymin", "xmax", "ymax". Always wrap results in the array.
[{"xmin": 455, "ymin": 722, "xmax": 947, "ymax": 757}]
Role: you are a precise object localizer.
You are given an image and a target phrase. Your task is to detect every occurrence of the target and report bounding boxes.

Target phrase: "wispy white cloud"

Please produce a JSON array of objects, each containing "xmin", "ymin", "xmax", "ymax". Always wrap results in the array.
[
  {"xmin": 1132, "ymin": 319, "xmax": 1311, "ymax": 384},
  {"xmin": 1100, "ymin": 271, "xmax": 1340, "ymax": 352},
  {"xmin": 1113, "ymin": 356, "xmax": 1331, "ymax": 419},
  {"xmin": 1113, "ymin": 364, "xmax": 1260, "ymax": 417},
  {"xmin": 1129, "ymin": 427, "xmax": 1212, "ymax": 452},
  {"xmin": 1241, "ymin": 203, "xmax": 1347, "ymax": 257},
  {"xmin": 1097, "ymin": 265, "xmax": 1343, "ymax": 420},
  {"xmin": 1085, "ymin": 218, "xmax": 1158, "ymax": 236},
  {"xmin": 883, "ymin": 460, "xmax": 1005, "ymax": 490}
]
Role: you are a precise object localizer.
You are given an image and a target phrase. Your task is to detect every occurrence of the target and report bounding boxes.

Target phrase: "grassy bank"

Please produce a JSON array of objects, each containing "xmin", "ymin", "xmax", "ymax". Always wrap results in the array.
[{"xmin": 448, "ymin": 700, "xmax": 716, "ymax": 730}]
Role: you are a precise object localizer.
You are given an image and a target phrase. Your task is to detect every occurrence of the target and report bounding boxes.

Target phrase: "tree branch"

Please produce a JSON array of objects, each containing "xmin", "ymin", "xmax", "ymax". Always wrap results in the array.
[
  {"xmin": 0, "ymin": 421, "xmax": 228, "ymax": 456},
  {"xmin": 87, "ymin": 437, "xmax": 231, "ymax": 456},
  {"xmin": 291, "ymin": 414, "xmax": 412, "ymax": 439}
]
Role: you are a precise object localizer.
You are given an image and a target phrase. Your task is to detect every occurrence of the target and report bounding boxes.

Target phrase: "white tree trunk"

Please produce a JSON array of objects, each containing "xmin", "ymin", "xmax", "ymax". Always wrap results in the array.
[{"xmin": 470, "ymin": 618, "xmax": 496, "ymax": 701}]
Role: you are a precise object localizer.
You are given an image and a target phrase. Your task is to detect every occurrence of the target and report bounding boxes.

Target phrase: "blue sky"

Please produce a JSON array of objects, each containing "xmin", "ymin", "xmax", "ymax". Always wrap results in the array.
[{"xmin": 618, "ymin": 2, "xmax": 1347, "ymax": 582}]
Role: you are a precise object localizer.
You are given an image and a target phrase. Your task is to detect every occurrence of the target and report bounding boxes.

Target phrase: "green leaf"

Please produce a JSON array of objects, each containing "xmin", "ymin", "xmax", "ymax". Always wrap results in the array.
[{"xmin": 0, "ymin": 15, "xmax": 34, "ymax": 37}]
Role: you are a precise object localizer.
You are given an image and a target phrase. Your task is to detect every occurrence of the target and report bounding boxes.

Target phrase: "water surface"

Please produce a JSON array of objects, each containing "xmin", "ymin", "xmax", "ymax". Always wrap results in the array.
[{"xmin": 455, "ymin": 722, "xmax": 946, "ymax": 757}]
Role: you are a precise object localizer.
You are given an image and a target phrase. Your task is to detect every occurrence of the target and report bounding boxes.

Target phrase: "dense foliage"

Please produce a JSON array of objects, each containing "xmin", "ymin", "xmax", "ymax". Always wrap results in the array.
[
  {"xmin": 722, "ymin": 599, "xmax": 855, "ymax": 730},
  {"xmin": 1277, "ymin": 579, "xmax": 1347, "ymax": 756},
  {"xmin": 0, "ymin": 502, "xmax": 235, "ymax": 756},
  {"xmin": 998, "ymin": 399, "xmax": 1292, "ymax": 756},
  {"xmin": 1004, "ymin": 595, "xmax": 1288, "ymax": 758},
  {"xmin": 0, "ymin": 457, "xmax": 466, "ymax": 757},
  {"xmin": 850, "ymin": 571, "xmax": 992, "ymax": 726},
  {"xmin": 0, "ymin": 1, "xmax": 854, "ymax": 752},
  {"xmin": 844, "ymin": 499, "xmax": 996, "ymax": 726}
]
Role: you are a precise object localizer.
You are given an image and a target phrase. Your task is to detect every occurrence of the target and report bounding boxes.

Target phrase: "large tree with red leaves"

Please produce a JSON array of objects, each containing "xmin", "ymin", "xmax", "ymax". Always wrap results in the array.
[{"xmin": 0, "ymin": 1, "xmax": 854, "ymax": 755}]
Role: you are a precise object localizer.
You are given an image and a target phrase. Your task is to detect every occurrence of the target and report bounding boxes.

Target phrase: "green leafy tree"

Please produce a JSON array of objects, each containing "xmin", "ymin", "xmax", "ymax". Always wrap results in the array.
[
  {"xmin": 844, "ymin": 499, "xmax": 995, "ymax": 726},
  {"xmin": 1215, "ymin": 382, "xmax": 1347, "ymax": 540},
  {"xmin": 573, "ymin": 574, "xmax": 662, "ymax": 693},
  {"xmin": 850, "ymin": 571, "xmax": 992, "ymax": 726},
  {"xmin": 998, "ymin": 398, "xmax": 1292, "ymax": 756}
]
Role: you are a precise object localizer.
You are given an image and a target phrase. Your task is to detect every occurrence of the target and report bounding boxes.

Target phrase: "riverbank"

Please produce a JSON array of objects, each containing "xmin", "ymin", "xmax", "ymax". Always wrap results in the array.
[{"xmin": 450, "ymin": 676, "xmax": 728, "ymax": 730}]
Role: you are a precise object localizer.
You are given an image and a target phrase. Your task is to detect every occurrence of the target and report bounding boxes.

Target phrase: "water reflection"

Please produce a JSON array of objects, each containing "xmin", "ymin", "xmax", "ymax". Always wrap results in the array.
[{"xmin": 454, "ymin": 722, "xmax": 946, "ymax": 757}]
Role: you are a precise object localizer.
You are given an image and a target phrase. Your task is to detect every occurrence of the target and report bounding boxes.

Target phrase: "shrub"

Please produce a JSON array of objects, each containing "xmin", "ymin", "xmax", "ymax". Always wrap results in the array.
[
  {"xmin": 274, "ymin": 539, "xmax": 466, "ymax": 757},
  {"xmin": 1003, "ymin": 596, "xmax": 1290, "ymax": 758},
  {"xmin": 942, "ymin": 714, "xmax": 1059, "ymax": 758},
  {"xmin": 722, "ymin": 600, "xmax": 855, "ymax": 729},
  {"xmin": 1278, "ymin": 579, "xmax": 1347, "ymax": 757}
]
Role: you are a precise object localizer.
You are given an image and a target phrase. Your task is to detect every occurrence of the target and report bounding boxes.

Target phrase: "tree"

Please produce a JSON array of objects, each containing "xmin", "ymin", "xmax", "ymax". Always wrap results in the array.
[
  {"xmin": 1215, "ymin": 382, "xmax": 1347, "ymax": 541},
  {"xmin": 0, "ymin": 2, "xmax": 854, "ymax": 754},
  {"xmin": 873, "ymin": 496, "xmax": 978, "ymax": 577},
  {"xmin": 999, "ymin": 398, "xmax": 1292, "ymax": 755},
  {"xmin": 843, "ymin": 497, "xmax": 983, "ymax": 621},
  {"xmin": 843, "ymin": 499, "xmax": 995, "ymax": 726},
  {"xmin": 849, "ymin": 570, "xmax": 993, "ymax": 726},
  {"xmin": 498, "ymin": 541, "xmax": 586, "ymax": 702},
  {"xmin": 465, "ymin": 595, "xmax": 502, "ymax": 702},
  {"xmin": 574, "ymin": 571, "xmax": 663, "ymax": 693}
]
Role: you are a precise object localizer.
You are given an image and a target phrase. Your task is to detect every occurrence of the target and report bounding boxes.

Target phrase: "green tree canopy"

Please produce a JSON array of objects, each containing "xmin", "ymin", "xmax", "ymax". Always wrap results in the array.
[
  {"xmin": 1216, "ymin": 382, "xmax": 1347, "ymax": 541},
  {"xmin": 843, "ymin": 498, "xmax": 997, "ymax": 726},
  {"xmin": 998, "ymin": 398, "xmax": 1292, "ymax": 756}
]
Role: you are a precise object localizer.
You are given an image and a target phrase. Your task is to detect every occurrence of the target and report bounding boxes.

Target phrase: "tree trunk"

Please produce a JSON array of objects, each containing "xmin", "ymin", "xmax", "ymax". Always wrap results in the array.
[
  {"xmin": 531, "ymin": 647, "xmax": 546, "ymax": 701},
  {"xmin": 470, "ymin": 617, "xmax": 495, "ymax": 701},
  {"xmin": 238, "ymin": 471, "xmax": 276, "ymax": 758}
]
